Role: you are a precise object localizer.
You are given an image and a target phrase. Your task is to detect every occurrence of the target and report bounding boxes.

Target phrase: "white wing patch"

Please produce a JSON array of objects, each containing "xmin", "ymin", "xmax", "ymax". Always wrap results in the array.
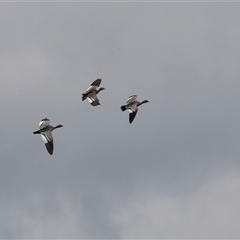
[
  {"xmin": 86, "ymin": 86, "xmax": 94, "ymax": 92},
  {"xmin": 126, "ymin": 95, "xmax": 137, "ymax": 104},
  {"xmin": 39, "ymin": 121, "xmax": 44, "ymax": 127},
  {"xmin": 126, "ymin": 97, "xmax": 132, "ymax": 104},
  {"xmin": 127, "ymin": 109, "xmax": 134, "ymax": 113},
  {"xmin": 87, "ymin": 97, "xmax": 94, "ymax": 103},
  {"xmin": 41, "ymin": 134, "xmax": 48, "ymax": 143}
]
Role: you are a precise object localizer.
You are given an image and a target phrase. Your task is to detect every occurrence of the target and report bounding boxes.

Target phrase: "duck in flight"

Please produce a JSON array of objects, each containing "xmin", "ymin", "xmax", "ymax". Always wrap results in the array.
[
  {"xmin": 82, "ymin": 78, "xmax": 105, "ymax": 106},
  {"xmin": 33, "ymin": 118, "xmax": 63, "ymax": 155},
  {"xmin": 121, "ymin": 95, "xmax": 149, "ymax": 123}
]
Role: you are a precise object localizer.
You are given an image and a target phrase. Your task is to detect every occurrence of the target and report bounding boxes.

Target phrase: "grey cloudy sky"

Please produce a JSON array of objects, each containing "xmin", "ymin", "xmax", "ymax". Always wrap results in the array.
[{"xmin": 1, "ymin": 2, "xmax": 240, "ymax": 239}]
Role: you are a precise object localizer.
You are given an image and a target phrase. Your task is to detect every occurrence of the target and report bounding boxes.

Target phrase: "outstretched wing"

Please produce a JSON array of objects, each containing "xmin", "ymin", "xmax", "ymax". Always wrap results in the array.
[
  {"xmin": 91, "ymin": 78, "xmax": 102, "ymax": 87},
  {"xmin": 126, "ymin": 101, "xmax": 138, "ymax": 123},
  {"xmin": 41, "ymin": 131, "xmax": 54, "ymax": 155},
  {"xmin": 45, "ymin": 140, "xmax": 54, "ymax": 155},
  {"xmin": 129, "ymin": 108, "xmax": 138, "ymax": 124},
  {"xmin": 126, "ymin": 95, "xmax": 137, "ymax": 105}
]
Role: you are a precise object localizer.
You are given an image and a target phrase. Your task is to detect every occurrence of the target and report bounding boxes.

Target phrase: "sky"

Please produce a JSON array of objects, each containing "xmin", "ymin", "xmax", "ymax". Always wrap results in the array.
[{"xmin": 1, "ymin": 1, "xmax": 240, "ymax": 239}]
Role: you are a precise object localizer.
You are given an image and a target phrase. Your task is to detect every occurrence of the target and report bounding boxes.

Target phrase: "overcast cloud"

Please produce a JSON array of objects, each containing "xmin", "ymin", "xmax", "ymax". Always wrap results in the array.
[{"xmin": 1, "ymin": 2, "xmax": 240, "ymax": 239}]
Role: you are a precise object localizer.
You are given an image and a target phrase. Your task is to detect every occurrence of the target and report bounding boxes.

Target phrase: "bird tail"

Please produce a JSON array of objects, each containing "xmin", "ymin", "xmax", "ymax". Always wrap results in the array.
[
  {"xmin": 33, "ymin": 130, "xmax": 40, "ymax": 134},
  {"xmin": 121, "ymin": 105, "xmax": 127, "ymax": 111},
  {"xmin": 82, "ymin": 94, "xmax": 87, "ymax": 101}
]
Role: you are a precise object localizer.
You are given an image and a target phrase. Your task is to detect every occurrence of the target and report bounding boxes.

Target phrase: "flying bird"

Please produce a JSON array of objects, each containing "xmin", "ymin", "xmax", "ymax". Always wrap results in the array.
[
  {"xmin": 33, "ymin": 118, "xmax": 63, "ymax": 155},
  {"xmin": 121, "ymin": 95, "xmax": 149, "ymax": 123},
  {"xmin": 82, "ymin": 78, "xmax": 105, "ymax": 106}
]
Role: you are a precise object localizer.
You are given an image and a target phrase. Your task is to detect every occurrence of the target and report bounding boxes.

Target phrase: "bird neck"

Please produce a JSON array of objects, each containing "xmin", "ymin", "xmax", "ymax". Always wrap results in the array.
[
  {"xmin": 97, "ymin": 87, "xmax": 105, "ymax": 94},
  {"xmin": 54, "ymin": 124, "xmax": 63, "ymax": 130},
  {"xmin": 137, "ymin": 100, "xmax": 148, "ymax": 106}
]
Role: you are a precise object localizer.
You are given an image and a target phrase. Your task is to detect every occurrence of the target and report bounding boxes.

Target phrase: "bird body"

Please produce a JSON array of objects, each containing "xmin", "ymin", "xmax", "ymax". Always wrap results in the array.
[
  {"xmin": 121, "ymin": 95, "xmax": 149, "ymax": 123},
  {"xmin": 82, "ymin": 78, "xmax": 105, "ymax": 106},
  {"xmin": 33, "ymin": 118, "xmax": 63, "ymax": 155}
]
